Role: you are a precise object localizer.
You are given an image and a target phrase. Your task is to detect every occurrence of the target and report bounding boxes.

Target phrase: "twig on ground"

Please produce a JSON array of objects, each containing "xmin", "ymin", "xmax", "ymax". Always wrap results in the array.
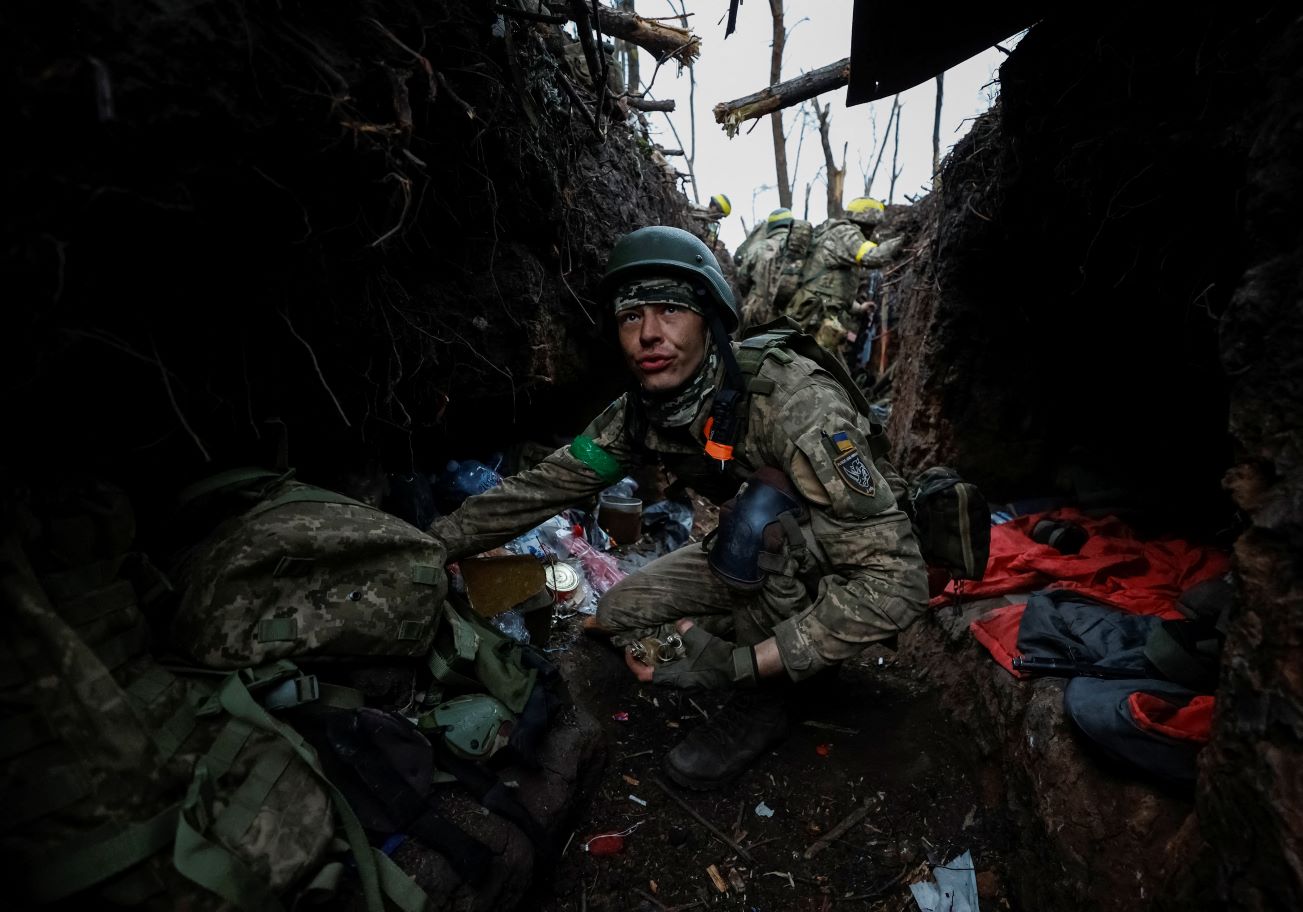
[
  {"xmin": 651, "ymin": 775, "xmax": 754, "ymax": 863},
  {"xmin": 804, "ymin": 798, "xmax": 873, "ymax": 859},
  {"xmin": 801, "ymin": 720, "xmax": 860, "ymax": 735}
]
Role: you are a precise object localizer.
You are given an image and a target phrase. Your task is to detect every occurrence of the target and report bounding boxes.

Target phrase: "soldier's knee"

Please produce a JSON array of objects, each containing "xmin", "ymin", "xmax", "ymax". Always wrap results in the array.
[{"xmin": 596, "ymin": 576, "xmax": 636, "ymax": 630}]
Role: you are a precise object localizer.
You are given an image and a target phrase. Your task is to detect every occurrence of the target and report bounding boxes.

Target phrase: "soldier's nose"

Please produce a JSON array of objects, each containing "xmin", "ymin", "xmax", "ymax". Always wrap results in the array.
[{"xmin": 640, "ymin": 313, "xmax": 664, "ymax": 343}]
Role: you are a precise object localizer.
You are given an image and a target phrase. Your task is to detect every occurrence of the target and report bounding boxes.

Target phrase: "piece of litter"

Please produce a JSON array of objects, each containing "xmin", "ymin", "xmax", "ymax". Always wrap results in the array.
[
  {"xmin": 612, "ymin": 711, "xmax": 630, "ymax": 722},
  {"xmin": 706, "ymin": 864, "xmax": 729, "ymax": 893},
  {"xmin": 585, "ymin": 834, "xmax": 624, "ymax": 856},
  {"xmin": 878, "ymin": 656, "xmax": 884, "ymax": 666},
  {"xmin": 623, "ymin": 774, "xmax": 641, "ymax": 787},
  {"xmin": 910, "ymin": 849, "xmax": 979, "ymax": 912},
  {"xmin": 628, "ymin": 794, "xmax": 647, "ymax": 807},
  {"xmin": 755, "ymin": 801, "xmax": 775, "ymax": 818},
  {"xmin": 582, "ymin": 820, "xmax": 645, "ymax": 857},
  {"xmin": 816, "ymin": 743, "xmax": 832, "ymax": 757}
]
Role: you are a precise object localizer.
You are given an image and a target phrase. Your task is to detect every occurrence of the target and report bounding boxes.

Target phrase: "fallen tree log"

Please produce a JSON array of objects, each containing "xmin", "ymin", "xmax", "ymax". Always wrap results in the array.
[
  {"xmin": 594, "ymin": 6, "xmax": 700, "ymax": 64},
  {"xmin": 713, "ymin": 57, "xmax": 851, "ymax": 136},
  {"xmin": 628, "ymin": 97, "xmax": 675, "ymax": 112},
  {"xmin": 497, "ymin": 4, "xmax": 699, "ymax": 65}
]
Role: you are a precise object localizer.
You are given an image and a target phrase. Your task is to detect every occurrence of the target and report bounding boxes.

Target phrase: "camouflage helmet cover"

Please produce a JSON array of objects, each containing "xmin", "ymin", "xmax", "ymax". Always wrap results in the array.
[{"xmin": 599, "ymin": 225, "xmax": 739, "ymax": 332}]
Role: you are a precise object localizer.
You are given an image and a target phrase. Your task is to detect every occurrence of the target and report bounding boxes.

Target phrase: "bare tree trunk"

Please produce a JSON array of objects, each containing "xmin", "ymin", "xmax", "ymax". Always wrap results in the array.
[
  {"xmin": 768, "ymin": 0, "xmax": 792, "ymax": 208},
  {"xmin": 889, "ymin": 103, "xmax": 903, "ymax": 204},
  {"xmin": 813, "ymin": 97, "xmax": 846, "ymax": 219},
  {"xmin": 803, "ymin": 181, "xmax": 813, "ymax": 220},
  {"xmin": 620, "ymin": 1, "xmax": 639, "ymax": 92},
  {"xmin": 866, "ymin": 95, "xmax": 900, "ymax": 198},
  {"xmin": 675, "ymin": 0, "xmax": 698, "ymax": 204},
  {"xmin": 789, "ymin": 104, "xmax": 811, "ymax": 205},
  {"xmin": 932, "ymin": 73, "xmax": 944, "ymax": 189}
]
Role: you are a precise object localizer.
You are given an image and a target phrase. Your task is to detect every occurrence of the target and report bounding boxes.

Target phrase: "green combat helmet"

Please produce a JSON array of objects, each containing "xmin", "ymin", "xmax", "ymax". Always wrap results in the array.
[
  {"xmin": 598, "ymin": 225, "xmax": 739, "ymax": 332},
  {"xmin": 428, "ymin": 694, "xmax": 515, "ymax": 761}
]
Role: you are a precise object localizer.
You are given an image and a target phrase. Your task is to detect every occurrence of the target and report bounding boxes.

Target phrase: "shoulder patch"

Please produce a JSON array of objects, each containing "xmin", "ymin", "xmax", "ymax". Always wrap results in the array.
[{"xmin": 830, "ymin": 432, "xmax": 875, "ymax": 496}]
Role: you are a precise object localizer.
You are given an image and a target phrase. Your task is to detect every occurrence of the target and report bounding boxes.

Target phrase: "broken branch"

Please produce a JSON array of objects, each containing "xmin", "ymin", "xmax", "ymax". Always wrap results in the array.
[
  {"xmin": 595, "ymin": 6, "xmax": 700, "ymax": 64},
  {"xmin": 651, "ymin": 776, "xmax": 755, "ymax": 863},
  {"xmin": 803, "ymin": 798, "xmax": 872, "ymax": 860},
  {"xmin": 714, "ymin": 57, "xmax": 851, "ymax": 136},
  {"xmin": 627, "ymin": 96, "xmax": 675, "ymax": 112}
]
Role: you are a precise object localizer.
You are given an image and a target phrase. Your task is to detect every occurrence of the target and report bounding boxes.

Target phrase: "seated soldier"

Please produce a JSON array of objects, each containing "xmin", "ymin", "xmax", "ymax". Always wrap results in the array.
[{"xmin": 430, "ymin": 226, "xmax": 928, "ymax": 790}]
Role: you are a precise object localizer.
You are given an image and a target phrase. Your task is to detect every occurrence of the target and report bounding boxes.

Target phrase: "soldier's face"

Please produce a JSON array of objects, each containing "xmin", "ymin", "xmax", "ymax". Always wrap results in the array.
[{"xmin": 617, "ymin": 303, "xmax": 709, "ymax": 392}]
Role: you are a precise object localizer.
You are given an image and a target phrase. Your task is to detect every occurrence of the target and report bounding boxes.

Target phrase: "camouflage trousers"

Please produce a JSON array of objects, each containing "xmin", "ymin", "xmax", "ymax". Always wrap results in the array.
[{"xmin": 597, "ymin": 542, "xmax": 813, "ymax": 648}]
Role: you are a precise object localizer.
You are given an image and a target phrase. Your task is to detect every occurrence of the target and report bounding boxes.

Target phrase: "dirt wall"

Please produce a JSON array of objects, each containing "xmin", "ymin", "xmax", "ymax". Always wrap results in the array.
[
  {"xmin": 2, "ymin": 0, "xmax": 701, "ymax": 520},
  {"xmin": 885, "ymin": 4, "xmax": 1303, "ymax": 910}
]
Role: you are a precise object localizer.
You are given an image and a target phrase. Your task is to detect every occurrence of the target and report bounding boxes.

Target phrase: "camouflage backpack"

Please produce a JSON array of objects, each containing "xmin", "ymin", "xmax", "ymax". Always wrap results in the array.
[
  {"xmin": 169, "ymin": 469, "xmax": 447, "ymax": 668},
  {"xmin": 771, "ymin": 217, "xmax": 814, "ymax": 309},
  {"xmin": 0, "ymin": 482, "xmax": 398, "ymax": 911},
  {"xmin": 908, "ymin": 467, "xmax": 992, "ymax": 581}
]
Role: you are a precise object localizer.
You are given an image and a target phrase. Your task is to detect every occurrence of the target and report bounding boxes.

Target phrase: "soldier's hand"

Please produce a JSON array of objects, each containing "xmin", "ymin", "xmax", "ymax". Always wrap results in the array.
[{"xmin": 651, "ymin": 623, "xmax": 758, "ymax": 690}]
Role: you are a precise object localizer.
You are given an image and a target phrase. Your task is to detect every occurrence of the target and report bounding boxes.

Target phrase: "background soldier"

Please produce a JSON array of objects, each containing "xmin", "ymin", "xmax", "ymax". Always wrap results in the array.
[{"xmin": 785, "ymin": 197, "xmax": 888, "ymax": 350}]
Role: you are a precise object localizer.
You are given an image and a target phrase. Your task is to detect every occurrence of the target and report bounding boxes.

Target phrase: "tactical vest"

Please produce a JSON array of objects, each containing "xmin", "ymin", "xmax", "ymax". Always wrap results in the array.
[{"xmin": 624, "ymin": 317, "xmax": 888, "ymax": 505}]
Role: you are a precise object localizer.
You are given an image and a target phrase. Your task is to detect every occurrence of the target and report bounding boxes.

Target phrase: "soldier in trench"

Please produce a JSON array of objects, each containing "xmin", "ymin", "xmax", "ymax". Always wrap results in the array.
[
  {"xmin": 787, "ymin": 197, "xmax": 902, "ymax": 351},
  {"xmin": 429, "ymin": 226, "xmax": 928, "ymax": 789}
]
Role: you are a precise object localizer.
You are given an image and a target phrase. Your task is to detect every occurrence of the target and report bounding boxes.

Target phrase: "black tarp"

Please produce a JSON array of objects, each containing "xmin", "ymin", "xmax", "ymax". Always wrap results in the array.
[{"xmin": 846, "ymin": 2, "xmax": 1044, "ymax": 105}]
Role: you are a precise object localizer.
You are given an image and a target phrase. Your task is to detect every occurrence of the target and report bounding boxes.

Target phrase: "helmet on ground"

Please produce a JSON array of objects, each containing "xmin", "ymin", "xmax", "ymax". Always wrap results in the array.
[
  {"xmin": 846, "ymin": 196, "xmax": 886, "ymax": 227},
  {"xmin": 709, "ymin": 193, "xmax": 733, "ymax": 216},
  {"xmin": 766, "ymin": 208, "xmax": 793, "ymax": 234},
  {"xmin": 430, "ymin": 694, "xmax": 515, "ymax": 760},
  {"xmin": 599, "ymin": 225, "xmax": 738, "ymax": 332}
]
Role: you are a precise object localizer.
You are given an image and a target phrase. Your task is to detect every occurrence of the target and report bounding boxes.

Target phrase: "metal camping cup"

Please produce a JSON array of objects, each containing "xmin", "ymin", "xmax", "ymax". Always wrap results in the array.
[{"xmin": 598, "ymin": 494, "xmax": 642, "ymax": 545}]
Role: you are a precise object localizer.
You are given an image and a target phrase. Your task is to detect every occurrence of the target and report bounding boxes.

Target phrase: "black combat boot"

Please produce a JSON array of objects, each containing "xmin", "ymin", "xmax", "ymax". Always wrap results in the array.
[{"xmin": 663, "ymin": 688, "xmax": 791, "ymax": 790}]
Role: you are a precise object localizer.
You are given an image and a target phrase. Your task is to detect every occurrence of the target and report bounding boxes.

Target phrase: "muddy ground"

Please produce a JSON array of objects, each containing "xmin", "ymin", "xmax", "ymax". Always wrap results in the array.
[{"xmin": 536, "ymin": 614, "xmax": 1011, "ymax": 912}]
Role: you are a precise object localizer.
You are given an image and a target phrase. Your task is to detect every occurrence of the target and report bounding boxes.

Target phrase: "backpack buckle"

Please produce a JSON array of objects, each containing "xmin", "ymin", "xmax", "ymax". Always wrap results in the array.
[{"xmin": 261, "ymin": 673, "xmax": 320, "ymax": 711}]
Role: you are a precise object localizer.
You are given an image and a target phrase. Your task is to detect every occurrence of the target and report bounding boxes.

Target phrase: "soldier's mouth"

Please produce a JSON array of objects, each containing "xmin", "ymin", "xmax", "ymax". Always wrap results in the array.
[{"xmin": 637, "ymin": 355, "xmax": 674, "ymax": 373}]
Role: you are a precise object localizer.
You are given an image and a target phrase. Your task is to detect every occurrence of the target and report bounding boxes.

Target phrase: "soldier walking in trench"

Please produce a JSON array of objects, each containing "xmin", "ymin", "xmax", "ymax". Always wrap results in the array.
[{"xmin": 430, "ymin": 226, "xmax": 928, "ymax": 789}]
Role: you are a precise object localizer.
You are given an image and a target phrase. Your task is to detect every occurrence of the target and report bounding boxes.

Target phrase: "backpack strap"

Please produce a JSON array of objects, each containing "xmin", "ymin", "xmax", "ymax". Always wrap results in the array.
[{"xmin": 736, "ymin": 317, "xmax": 889, "ymax": 459}]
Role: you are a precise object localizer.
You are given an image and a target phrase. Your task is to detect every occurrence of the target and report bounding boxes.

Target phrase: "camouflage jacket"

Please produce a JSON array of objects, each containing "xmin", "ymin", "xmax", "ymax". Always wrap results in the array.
[
  {"xmin": 786, "ymin": 219, "xmax": 865, "ymax": 329},
  {"xmin": 430, "ymin": 348, "xmax": 929, "ymax": 679}
]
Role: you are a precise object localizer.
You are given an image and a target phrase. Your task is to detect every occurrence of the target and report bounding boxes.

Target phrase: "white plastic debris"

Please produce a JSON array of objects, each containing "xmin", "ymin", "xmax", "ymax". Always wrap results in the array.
[
  {"xmin": 628, "ymin": 794, "xmax": 647, "ymax": 807},
  {"xmin": 910, "ymin": 850, "xmax": 979, "ymax": 912},
  {"xmin": 754, "ymin": 801, "xmax": 775, "ymax": 818}
]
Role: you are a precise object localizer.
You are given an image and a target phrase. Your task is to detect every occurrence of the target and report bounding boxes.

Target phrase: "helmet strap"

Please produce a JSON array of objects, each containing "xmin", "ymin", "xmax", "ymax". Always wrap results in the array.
[{"xmin": 703, "ymin": 310, "xmax": 745, "ymax": 466}]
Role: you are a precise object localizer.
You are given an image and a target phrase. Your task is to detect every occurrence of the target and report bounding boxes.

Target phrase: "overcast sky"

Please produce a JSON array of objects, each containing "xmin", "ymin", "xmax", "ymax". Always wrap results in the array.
[{"xmin": 634, "ymin": 1, "xmax": 1022, "ymax": 250}]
